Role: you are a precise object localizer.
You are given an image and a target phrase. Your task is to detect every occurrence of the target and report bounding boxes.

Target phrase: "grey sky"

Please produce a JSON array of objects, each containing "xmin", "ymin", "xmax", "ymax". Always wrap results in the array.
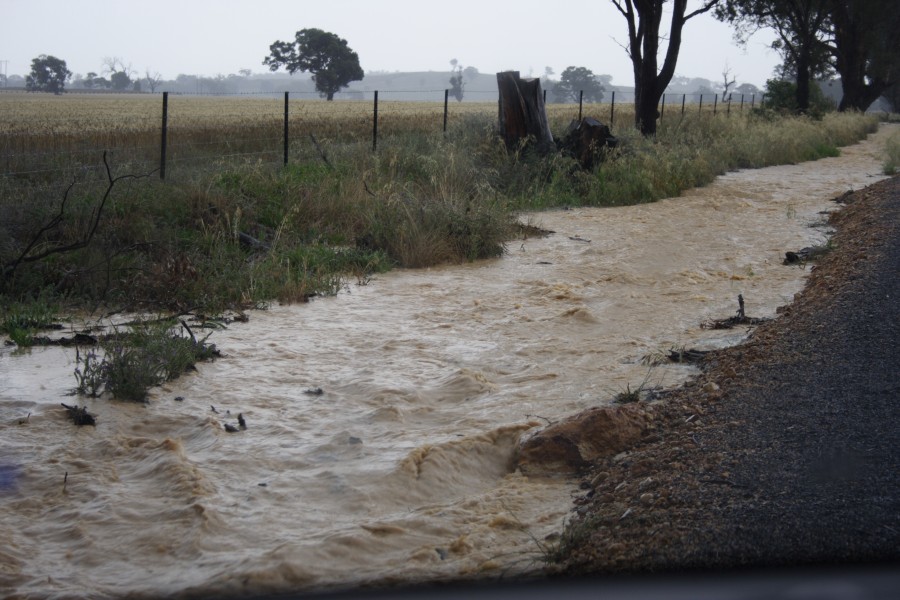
[{"xmin": 2, "ymin": 0, "xmax": 780, "ymax": 87}]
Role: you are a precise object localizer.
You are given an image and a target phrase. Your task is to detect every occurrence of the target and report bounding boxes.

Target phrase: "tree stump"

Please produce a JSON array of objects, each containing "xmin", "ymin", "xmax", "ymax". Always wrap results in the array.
[
  {"xmin": 496, "ymin": 71, "xmax": 554, "ymax": 154},
  {"xmin": 559, "ymin": 117, "xmax": 618, "ymax": 169}
]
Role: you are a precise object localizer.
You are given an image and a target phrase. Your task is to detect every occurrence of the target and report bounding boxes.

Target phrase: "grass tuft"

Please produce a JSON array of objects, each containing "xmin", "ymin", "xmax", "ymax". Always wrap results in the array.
[
  {"xmin": 0, "ymin": 102, "xmax": 880, "ymax": 316},
  {"xmin": 72, "ymin": 320, "xmax": 219, "ymax": 402}
]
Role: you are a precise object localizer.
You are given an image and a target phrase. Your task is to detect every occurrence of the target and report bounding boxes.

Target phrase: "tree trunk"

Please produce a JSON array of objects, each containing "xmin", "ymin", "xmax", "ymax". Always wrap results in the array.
[
  {"xmin": 838, "ymin": 75, "xmax": 886, "ymax": 112},
  {"xmin": 796, "ymin": 47, "xmax": 812, "ymax": 113},
  {"xmin": 832, "ymin": 1, "xmax": 892, "ymax": 112},
  {"xmin": 496, "ymin": 71, "xmax": 555, "ymax": 154}
]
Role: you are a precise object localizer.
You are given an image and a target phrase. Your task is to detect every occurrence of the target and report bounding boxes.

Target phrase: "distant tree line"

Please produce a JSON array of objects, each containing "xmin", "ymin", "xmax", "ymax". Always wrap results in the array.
[{"xmin": 21, "ymin": 4, "xmax": 900, "ymax": 128}]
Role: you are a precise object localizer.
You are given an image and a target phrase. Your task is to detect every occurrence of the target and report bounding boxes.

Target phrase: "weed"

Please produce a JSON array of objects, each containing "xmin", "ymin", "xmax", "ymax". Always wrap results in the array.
[
  {"xmin": 72, "ymin": 319, "xmax": 219, "ymax": 402},
  {"xmin": 0, "ymin": 294, "xmax": 59, "ymax": 345},
  {"xmin": 612, "ymin": 369, "xmax": 657, "ymax": 404},
  {"xmin": 73, "ymin": 346, "xmax": 105, "ymax": 397},
  {"xmin": 883, "ymin": 129, "xmax": 900, "ymax": 175}
]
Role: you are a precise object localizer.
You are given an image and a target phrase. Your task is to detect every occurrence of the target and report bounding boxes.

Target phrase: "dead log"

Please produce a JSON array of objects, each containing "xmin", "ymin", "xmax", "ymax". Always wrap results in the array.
[
  {"xmin": 784, "ymin": 246, "xmax": 829, "ymax": 264},
  {"xmin": 496, "ymin": 71, "xmax": 554, "ymax": 154},
  {"xmin": 559, "ymin": 117, "xmax": 618, "ymax": 169}
]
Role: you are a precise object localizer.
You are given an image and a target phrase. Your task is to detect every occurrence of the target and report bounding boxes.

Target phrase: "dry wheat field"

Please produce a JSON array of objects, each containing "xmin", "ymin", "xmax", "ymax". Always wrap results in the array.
[{"xmin": 0, "ymin": 91, "xmax": 620, "ymax": 179}]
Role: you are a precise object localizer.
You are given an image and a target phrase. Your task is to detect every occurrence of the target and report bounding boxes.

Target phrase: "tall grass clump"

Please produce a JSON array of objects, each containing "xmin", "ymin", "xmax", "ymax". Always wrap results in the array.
[
  {"xmin": 0, "ymin": 291, "xmax": 59, "ymax": 346},
  {"xmin": 508, "ymin": 111, "xmax": 877, "ymax": 210},
  {"xmin": 74, "ymin": 319, "xmax": 219, "ymax": 402},
  {"xmin": 0, "ymin": 93, "xmax": 881, "ymax": 316},
  {"xmin": 884, "ymin": 128, "xmax": 900, "ymax": 175}
]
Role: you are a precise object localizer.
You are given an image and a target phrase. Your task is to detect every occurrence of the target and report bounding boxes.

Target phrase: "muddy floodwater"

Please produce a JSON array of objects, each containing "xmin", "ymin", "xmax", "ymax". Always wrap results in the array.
[{"xmin": 1, "ymin": 125, "xmax": 894, "ymax": 598}]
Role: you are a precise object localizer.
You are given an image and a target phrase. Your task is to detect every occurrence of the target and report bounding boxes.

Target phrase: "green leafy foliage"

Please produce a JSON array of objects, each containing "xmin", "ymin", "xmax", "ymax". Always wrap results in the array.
[
  {"xmin": 26, "ymin": 55, "xmax": 71, "ymax": 94},
  {"xmin": 553, "ymin": 67, "xmax": 605, "ymax": 104},
  {"xmin": 263, "ymin": 28, "xmax": 363, "ymax": 100},
  {"xmin": 73, "ymin": 320, "xmax": 219, "ymax": 402}
]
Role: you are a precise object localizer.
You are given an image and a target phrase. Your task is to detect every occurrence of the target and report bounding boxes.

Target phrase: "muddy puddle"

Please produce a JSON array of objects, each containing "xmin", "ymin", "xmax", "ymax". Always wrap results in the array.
[{"xmin": 1, "ymin": 124, "xmax": 894, "ymax": 598}]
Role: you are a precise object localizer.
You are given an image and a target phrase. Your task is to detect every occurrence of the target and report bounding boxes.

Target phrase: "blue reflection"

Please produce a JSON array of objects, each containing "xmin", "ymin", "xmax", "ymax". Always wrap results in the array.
[{"xmin": 0, "ymin": 463, "xmax": 21, "ymax": 493}]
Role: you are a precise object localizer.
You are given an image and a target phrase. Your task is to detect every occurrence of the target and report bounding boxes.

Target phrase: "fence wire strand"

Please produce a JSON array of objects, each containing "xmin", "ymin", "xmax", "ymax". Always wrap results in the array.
[{"xmin": 2, "ymin": 89, "xmax": 759, "ymax": 181}]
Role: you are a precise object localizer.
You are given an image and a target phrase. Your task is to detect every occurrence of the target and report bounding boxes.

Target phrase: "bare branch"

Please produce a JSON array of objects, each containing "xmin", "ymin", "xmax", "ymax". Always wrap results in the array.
[
  {"xmin": 685, "ymin": 0, "xmax": 721, "ymax": 22},
  {"xmin": 1, "ymin": 152, "xmax": 158, "ymax": 285}
]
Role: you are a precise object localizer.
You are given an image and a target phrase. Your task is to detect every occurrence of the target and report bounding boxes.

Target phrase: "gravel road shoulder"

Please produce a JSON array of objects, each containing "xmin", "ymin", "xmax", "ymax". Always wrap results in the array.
[{"xmin": 557, "ymin": 174, "xmax": 900, "ymax": 574}]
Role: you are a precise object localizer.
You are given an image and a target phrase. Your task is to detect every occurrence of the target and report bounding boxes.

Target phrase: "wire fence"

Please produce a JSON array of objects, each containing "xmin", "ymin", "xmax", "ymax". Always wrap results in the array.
[{"xmin": 1, "ymin": 88, "xmax": 761, "ymax": 184}]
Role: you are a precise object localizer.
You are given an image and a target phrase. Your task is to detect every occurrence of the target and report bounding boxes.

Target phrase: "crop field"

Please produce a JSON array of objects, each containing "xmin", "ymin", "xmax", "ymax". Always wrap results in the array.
[{"xmin": 0, "ymin": 91, "xmax": 626, "ymax": 180}]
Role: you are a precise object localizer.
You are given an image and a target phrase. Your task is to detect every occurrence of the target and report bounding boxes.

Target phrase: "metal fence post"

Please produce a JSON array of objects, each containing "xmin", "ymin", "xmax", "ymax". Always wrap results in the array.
[
  {"xmin": 578, "ymin": 90, "xmax": 583, "ymax": 121},
  {"xmin": 610, "ymin": 91, "xmax": 615, "ymax": 128},
  {"xmin": 660, "ymin": 93, "xmax": 665, "ymax": 121},
  {"xmin": 159, "ymin": 91, "xmax": 168, "ymax": 180},
  {"xmin": 443, "ymin": 89, "xmax": 449, "ymax": 133},
  {"xmin": 681, "ymin": 94, "xmax": 686, "ymax": 115},
  {"xmin": 713, "ymin": 93, "xmax": 718, "ymax": 115},
  {"xmin": 699, "ymin": 94, "xmax": 704, "ymax": 114},
  {"xmin": 283, "ymin": 91, "xmax": 289, "ymax": 166},
  {"xmin": 372, "ymin": 90, "xmax": 378, "ymax": 152}
]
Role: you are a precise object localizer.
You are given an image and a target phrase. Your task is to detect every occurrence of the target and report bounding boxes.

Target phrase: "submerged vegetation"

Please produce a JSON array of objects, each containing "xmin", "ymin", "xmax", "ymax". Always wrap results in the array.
[
  {"xmin": 72, "ymin": 319, "xmax": 219, "ymax": 402},
  {"xmin": 884, "ymin": 127, "xmax": 900, "ymax": 175},
  {"xmin": 0, "ymin": 97, "xmax": 883, "ymax": 323}
]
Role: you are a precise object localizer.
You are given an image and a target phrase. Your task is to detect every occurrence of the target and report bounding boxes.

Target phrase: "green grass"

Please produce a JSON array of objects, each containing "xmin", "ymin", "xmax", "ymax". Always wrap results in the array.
[
  {"xmin": 73, "ymin": 319, "xmax": 219, "ymax": 402},
  {"xmin": 0, "ymin": 110, "xmax": 880, "ymax": 319},
  {"xmin": 0, "ymin": 292, "xmax": 60, "ymax": 346},
  {"xmin": 884, "ymin": 128, "xmax": 900, "ymax": 175}
]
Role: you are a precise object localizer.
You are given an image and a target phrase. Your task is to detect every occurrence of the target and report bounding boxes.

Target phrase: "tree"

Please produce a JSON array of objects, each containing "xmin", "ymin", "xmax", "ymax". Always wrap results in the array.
[
  {"xmin": 721, "ymin": 63, "xmax": 737, "ymax": 98},
  {"xmin": 101, "ymin": 56, "xmax": 134, "ymax": 91},
  {"xmin": 449, "ymin": 59, "xmax": 464, "ymax": 101},
  {"xmin": 827, "ymin": 0, "xmax": 900, "ymax": 112},
  {"xmin": 26, "ymin": 55, "xmax": 71, "ymax": 94},
  {"xmin": 144, "ymin": 69, "xmax": 163, "ymax": 93},
  {"xmin": 82, "ymin": 72, "xmax": 108, "ymax": 89},
  {"xmin": 762, "ymin": 76, "xmax": 834, "ymax": 114},
  {"xmin": 263, "ymin": 28, "xmax": 363, "ymax": 100},
  {"xmin": 553, "ymin": 66, "xmax": 605, "ymax": 103},
  {"xmin": 110, "ymin": 71, "xmax": 132, "ymax": 91},
  {"xmin": 716, "ymin": 0, "xmax": 831, "ymax": 113},
  {"xmin": 611, "ymin": 1, "xmax": 720, "ymax": 136},
  {"xmin": 883, "ymin": 82, "xmax": 900, "ymax": 113}
]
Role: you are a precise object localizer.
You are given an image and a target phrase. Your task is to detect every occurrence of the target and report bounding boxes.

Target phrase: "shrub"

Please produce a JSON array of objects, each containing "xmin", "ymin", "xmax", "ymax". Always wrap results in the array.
[{"xmin": 73, "ymin": 320, "xmax": 219, "ymax": 402}]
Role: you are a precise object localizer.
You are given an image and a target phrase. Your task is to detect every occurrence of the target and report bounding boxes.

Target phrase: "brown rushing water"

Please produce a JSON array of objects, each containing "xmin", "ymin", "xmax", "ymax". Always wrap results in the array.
[{"xmin": 1, "ymin": 125, "xmax": 894, "ymax": 598}]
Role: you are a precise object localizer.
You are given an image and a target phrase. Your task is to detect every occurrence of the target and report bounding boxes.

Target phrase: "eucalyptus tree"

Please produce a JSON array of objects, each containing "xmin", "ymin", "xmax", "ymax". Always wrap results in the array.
[
  {"xmin": 716, "ymin": 0, "xmax": 832, "ymax": 113},
  {"xmin": 827, "ymin": 0, "xmax": 899, "ymax": 112},
  {"xmin": 610, "ymin": 0, "xmax": 721, "ymax": 136},
  {"xmin": 263, "ymin": 28, "xmax": 364, "ymax": 100},
  {"xmin": 26, "ymin": 55, "xmax": 71, "ymax": 94}
]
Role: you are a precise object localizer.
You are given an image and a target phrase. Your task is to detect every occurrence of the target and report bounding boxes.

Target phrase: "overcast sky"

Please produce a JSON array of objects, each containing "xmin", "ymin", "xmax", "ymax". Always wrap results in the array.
[{"xmin": 2, "ymin": 0, "xmax": 780, "ymax": 88}]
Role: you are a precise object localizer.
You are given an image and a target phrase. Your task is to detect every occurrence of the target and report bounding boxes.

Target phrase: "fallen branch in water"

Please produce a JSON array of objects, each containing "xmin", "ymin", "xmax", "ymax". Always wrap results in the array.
[{"xmin": 61, "ymin": 403, "xmax": 96, "ymax": 426}]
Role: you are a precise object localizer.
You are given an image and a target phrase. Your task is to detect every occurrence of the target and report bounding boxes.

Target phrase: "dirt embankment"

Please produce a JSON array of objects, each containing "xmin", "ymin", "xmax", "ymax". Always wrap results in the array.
[{"xmin": 534, "ymin": 175, "xmax": 900, "ymax": 573}]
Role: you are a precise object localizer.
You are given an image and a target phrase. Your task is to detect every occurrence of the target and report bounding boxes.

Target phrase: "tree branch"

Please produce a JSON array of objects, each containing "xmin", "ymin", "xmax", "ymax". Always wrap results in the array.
[
  {"xmin": 685, "ymin": 0, "xmax": 720, "ymax": 22},
  {"xmin": 1, "ymin": 152, "xmax": 158, "ymax": 285}
]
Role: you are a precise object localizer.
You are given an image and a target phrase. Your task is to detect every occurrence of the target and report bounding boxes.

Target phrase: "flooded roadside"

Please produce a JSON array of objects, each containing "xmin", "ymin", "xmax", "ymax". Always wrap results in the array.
[{"xmin": 1, "ymin": 124, "xmax": 894, "ymax": 598}]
